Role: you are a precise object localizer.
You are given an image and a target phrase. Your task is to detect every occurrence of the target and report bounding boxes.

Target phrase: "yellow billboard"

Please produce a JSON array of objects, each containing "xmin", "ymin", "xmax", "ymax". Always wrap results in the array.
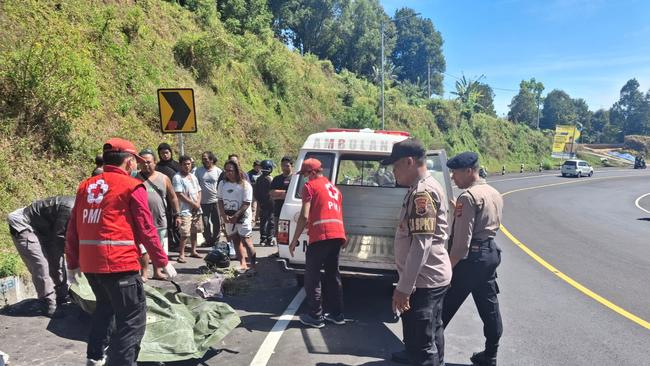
[{"xmin": 552, "ymin": 125, "xmax": 581, "ymax": 158}]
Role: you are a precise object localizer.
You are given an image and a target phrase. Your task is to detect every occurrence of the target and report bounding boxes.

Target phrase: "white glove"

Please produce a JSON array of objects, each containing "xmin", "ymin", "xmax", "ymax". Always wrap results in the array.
[
  {"xmin": 162, "ymin": 262, "xmax": 177, "ymax": 279},
  {"xmin": 67, "ymin": 268, "xmax": 81, "ymax": 286}
]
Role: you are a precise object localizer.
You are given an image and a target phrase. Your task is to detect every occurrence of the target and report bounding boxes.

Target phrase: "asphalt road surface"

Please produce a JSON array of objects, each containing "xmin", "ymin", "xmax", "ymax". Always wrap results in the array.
[{"xmin": 1, "ymin": 168, "xmax": 649, "ymax": 365}]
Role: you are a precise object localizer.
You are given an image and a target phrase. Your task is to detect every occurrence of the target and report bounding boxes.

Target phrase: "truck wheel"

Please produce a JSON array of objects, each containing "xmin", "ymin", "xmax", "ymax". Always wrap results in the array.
[
  {"xmin": 588, "ymin": 171, "xmax": 593, "ymax": 177},
  {"xmin": 577, "ymin": 171, "xmax": 581, "ymax": 178},
  {"xmin": 561, "ymin": 173, "xmax": 567, "ymax": 177}
]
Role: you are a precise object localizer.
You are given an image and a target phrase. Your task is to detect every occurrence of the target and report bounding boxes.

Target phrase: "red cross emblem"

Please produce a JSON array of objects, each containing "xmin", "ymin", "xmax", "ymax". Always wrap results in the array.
[
  {"xmin": 325, "ymin": 183, "xmax": 339, "ymax": 200},
  {"xmin": 87, "ymin": 179, "xmax": 109, "ymax": 205}
]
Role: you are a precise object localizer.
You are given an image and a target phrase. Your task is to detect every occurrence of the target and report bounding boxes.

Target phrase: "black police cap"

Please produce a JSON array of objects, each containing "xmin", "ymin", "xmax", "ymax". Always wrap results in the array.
[
  {"xmin": 446, "ymin": 152, "xmax": 479, "ymax": 169},
  {"xmin": 381, "ymin": 138, "xmax": 426, "ymax": 165}
]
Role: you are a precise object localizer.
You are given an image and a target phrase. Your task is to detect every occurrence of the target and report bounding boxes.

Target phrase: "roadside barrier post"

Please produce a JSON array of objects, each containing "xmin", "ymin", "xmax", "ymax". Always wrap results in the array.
[
  {"xmin": 501, "ymin": 166, "xmax": 505, "ymax": 175},
  {"xmin": 539, "ymin": 163, "xmax": 543, "ymax": 172},
  {"xmin": 520, "ymin": 164, "xmax": 524, "ymax": 173}
]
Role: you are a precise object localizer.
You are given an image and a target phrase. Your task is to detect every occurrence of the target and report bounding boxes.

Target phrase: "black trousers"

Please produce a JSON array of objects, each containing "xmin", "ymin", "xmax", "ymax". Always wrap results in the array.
[
  {"xmin": 201, "ymin": 202, "xmax": 221, "ymax": 246},
  {"xmin": 304, "ymin": 239, "xmax": 344, "ymax": 318},
  {"xmin": 402, "ymin": 286, "xmax": 448, "ymax": 366},
  {"xmin": 258, "ymin": 203, "xmax": 274, "ymax": 242},
  {"xmin": 86, "ymin": 272, "xmax": 146, "ymax": 366},
  {"xmin": 442, "ymin": 239, "xmax": 502, "ymax": 356}
]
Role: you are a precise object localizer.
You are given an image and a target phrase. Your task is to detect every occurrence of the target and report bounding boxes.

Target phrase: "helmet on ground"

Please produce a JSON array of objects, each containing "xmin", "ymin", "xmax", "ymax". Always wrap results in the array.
[{"xmin": 205, "ymin": 248, "xmax": 230, "ymax": 268}]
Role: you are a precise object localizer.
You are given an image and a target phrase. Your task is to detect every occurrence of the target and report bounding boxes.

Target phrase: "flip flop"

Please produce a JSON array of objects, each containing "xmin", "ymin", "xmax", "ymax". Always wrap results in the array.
[
  {"xmin": 189, "ymin": 253, "xmax": 202, "ymax": 258},
  {"xmin": 177, "ymin": 257, "xmax": 187, "ymax": 263}
]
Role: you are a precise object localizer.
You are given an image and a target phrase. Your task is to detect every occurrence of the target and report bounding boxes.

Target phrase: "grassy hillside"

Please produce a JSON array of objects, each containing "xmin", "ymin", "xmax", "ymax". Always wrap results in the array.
[{"xmin": 0, "ymin": 0, "xmax": 551, "ymax": 276}]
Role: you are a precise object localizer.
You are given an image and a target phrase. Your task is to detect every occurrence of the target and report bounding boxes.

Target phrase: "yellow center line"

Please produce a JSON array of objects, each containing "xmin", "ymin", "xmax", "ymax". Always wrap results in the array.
[{"xmin": 499, "ymin": 174, "xmax": 650, "ymax": 330}]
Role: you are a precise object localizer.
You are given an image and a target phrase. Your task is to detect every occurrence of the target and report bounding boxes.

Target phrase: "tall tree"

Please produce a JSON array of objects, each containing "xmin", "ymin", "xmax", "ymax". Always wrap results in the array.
[
  {"xmin": 217, "ymin": 0, "xmax": 272, "ymax": 35},
  {"xmin": 540, "ymin": 89, "xmax": 575, "ymax": 129},
  {"xmin": 610, "ymin": 78, "xmax": 648, "ymax": 137},
  {"xmin": 390, "ymin": 8, "xmax": 445, "ymax": 95},
  {"xmin": 508, "ymin": 78, "xmax": 544, "ymax": 128},
  {"xmin": 475, "ymin": 82, "xmax": 496, "ymax": 116},
  {"xmin": 333, "ymin": 0, "xmax": 390, "ymax": 78},
  {"xmin": 573, "ymin": 98, "xmax": 593, "ymax": 142}
]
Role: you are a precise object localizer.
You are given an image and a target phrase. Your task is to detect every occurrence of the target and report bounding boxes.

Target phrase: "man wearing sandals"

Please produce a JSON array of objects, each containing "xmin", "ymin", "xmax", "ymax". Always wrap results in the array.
[{"xmin": 173, "ymin": 155, "xmax": 203, "ymax": 262}]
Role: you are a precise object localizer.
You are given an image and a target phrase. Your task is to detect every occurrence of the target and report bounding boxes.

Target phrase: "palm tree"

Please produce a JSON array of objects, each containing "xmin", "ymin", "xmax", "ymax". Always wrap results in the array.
[{"xmin": 451, "ymin": 74, "xmax": 485, "ymax": 120}]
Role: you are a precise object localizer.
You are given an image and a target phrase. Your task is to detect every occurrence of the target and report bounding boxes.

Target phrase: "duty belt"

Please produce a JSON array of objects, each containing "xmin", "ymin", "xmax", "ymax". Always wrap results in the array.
[{"xmin": 469, "ymin": 238, "xmax": 495, "ymax": 250}]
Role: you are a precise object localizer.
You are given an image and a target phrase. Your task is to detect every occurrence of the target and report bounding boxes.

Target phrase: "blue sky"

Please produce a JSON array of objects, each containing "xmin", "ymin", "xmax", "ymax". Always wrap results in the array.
[{"xmin": 380, "ymin": 0, "xmax": 650, "ymax": 116}]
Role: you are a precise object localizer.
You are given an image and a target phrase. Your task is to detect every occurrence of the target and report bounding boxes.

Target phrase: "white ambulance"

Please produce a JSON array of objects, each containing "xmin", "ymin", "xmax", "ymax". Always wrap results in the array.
[{"xmin": 276, "ymin": 128, "xmax": 453, "ymax": 281}]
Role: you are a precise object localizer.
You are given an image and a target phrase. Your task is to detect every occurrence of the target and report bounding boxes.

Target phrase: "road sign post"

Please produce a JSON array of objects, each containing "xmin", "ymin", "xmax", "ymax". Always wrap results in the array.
[{"xmin": 158, "ymin": 88, "xmax": 197, "ymax": 155}]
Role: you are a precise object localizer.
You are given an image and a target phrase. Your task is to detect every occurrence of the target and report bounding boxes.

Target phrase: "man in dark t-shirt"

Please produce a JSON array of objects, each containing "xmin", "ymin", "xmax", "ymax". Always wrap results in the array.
[{"xmin": 270, "ymin": 156, "xmax": 293, "ymax": 239}]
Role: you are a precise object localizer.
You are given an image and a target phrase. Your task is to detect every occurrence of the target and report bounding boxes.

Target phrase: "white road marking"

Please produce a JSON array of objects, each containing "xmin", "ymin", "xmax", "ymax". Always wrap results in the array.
[
  {"xmin": 489, "ymin": 169, "xmax": 634, "ymax": 183},
  {"xmin": 250, "ymin": 288, "xmax": 306, "ymax": 366},
  {"xmin": 634, "ymin": 193, "xmax": 650, "ymax": 214}
]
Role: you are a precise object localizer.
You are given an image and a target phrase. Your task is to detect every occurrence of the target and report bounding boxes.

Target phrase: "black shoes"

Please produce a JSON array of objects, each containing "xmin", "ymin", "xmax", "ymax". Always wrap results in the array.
[
  {"xmin": 470, "ymin": 350, "xmax": 497, "ymax": 366},
  {"xmin": 298, "ymin": 313, "xmax": 325, "ymax": 328}
]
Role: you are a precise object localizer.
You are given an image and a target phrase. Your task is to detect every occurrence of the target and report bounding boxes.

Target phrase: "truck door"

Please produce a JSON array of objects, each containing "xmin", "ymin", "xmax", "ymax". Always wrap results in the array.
[{"xmin": 426, "ymin": 150, "xmax": 453, "ymax": 220}]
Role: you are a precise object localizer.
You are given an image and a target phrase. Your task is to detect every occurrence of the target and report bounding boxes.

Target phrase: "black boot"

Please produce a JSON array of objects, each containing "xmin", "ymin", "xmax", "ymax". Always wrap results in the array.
[{"xmin": 470, "ymin": 350, "xmax": 497, "ymax": 366}]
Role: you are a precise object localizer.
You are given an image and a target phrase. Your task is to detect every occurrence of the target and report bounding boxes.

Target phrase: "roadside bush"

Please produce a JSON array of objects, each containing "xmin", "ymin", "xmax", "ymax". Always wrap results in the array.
[
  {"xmin": 173, "ymin": 31, "xmax": 235, "ymax": 82},
  {"xmin": 0, "ymin": 253, "xmax": 22, "ymax": 278},
  {"xmin": 340, "ymin": 103, "xmax": 380, "ymax": 130},
  {"xmin": 0, "ymin": 39, "xmax": 98, "ymax": 154}
]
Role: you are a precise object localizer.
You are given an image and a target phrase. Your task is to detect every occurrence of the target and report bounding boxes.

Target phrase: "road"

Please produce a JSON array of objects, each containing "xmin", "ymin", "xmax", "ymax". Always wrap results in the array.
[{"xmin": 1, "ymin": 168, "xmax": 649, "ymax": 365}]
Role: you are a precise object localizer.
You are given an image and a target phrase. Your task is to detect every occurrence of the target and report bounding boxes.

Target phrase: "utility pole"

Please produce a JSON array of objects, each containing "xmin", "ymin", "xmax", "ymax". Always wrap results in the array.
[
  {"xmin": 379, "ymin": 12, "xmax": 420, "ymax": 130},
  {"xmin": 381, "ymin": 22, "xmax": 385, "ymax": 130},
  {"xmin": 427, "ymin": 60, "xmax": 431, "ymax": 98}
]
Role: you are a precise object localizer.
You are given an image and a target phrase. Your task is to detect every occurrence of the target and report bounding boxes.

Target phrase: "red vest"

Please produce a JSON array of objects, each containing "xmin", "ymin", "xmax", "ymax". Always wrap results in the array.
[
  {"xmin": 74, "ymin": 171, "xmax": 142, "ymax": 273},
  {"xmin": 305, "ymin": 176, "xmax": 346, "ymax": 244}
]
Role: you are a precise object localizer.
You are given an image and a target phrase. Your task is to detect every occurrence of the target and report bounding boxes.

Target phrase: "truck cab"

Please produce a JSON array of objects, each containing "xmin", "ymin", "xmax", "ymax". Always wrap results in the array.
[{"xmin": 276, "ymin": 128, "xmax": 453, "ymax": 280}]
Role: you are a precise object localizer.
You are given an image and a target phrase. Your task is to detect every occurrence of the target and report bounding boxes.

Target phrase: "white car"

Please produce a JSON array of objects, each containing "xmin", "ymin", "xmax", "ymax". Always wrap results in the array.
[{"xmin": 561, "ymin": 159, "xmax": 593, "ymax": 177}]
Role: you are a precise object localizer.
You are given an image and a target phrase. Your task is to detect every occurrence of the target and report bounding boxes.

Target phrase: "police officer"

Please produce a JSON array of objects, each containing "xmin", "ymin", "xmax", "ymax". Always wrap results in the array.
[
  {"xmin": 442, "ymin": 152, "xmax": 504, "ymax": 366},
  {"xmin": 383, "ymin": 139, "xmax": 452, "ymax": 366}
]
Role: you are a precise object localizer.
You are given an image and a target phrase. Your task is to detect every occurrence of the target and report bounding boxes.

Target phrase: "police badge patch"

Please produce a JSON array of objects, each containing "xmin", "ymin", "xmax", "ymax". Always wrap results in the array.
[{"xmin": 408, "ymin": 191, "xmax": 437, "ymax": 235}]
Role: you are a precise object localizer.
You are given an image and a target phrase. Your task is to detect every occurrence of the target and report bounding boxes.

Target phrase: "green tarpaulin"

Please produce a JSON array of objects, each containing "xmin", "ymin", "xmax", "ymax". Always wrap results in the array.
[{"xmin": 69, "ymin": 275, "xmax": 240, "ymax": 362}]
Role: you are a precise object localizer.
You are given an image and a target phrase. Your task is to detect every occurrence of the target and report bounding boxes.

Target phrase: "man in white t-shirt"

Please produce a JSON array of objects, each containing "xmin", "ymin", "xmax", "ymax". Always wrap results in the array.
[
  {"xmin": 217, "ymin": 160, "xmax": 257, "ymax": 274},
  {"xmin": 173, "ymin": 155, "xmax": 203, "ymax": 263},
  {"xmin": 195, "ymin": 151, "xmax": 222, "ymax": 247}
]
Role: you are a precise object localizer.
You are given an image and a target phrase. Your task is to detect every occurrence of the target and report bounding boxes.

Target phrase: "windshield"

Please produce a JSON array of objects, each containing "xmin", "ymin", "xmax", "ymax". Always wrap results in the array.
[{"xmin": 336, "ymin": 156, "xmax": 396, "ymax": 187}]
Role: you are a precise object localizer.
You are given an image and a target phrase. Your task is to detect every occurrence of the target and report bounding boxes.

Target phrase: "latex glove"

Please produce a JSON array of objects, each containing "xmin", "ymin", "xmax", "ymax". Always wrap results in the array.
[
  {"xmin": 162, "ymin": 262, "xmax": 177, "ymax": 279},
  {"xmin": 67, "ymin": 268, "xmax": 81, "ymax": 286}
]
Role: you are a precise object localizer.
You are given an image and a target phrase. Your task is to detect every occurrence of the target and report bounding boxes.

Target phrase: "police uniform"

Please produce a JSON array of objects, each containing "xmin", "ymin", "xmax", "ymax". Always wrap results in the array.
[
  {"xmin": 442, "ymin": 152, "xmax": 503, "ymax": 366},
  {"xmin": 384, "ymin": 139, "xmax": 452, "ymax": 366}
]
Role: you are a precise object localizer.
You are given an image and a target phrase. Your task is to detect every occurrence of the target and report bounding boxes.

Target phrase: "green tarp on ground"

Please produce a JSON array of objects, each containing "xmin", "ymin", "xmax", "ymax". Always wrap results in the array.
[{"xmin": 69, "ymin": 275, "xmax": 240, "ymax": 362}]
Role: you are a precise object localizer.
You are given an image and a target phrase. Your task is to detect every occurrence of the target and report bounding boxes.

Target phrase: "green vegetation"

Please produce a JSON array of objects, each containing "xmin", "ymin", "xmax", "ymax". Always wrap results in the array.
[{"xmin": 0, "ymin": 0, "xmax": 552, "ymax": 276}]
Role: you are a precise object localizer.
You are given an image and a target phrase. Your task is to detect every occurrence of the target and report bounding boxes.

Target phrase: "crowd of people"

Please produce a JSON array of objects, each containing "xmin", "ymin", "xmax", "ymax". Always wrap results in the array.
[
  {"xmin": 6, "ymin": 136, "xmax": 503, "ymax": 366},
  {"xmin": 91, "ymin": 142, "xmax": 295, "ymax": 278}
]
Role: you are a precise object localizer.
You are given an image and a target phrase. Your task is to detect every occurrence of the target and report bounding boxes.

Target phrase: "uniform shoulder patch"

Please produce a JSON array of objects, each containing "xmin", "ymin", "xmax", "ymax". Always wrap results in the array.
[{"xmin": 408, "ymin": 191, "xmax": 437, "ymax": 235}]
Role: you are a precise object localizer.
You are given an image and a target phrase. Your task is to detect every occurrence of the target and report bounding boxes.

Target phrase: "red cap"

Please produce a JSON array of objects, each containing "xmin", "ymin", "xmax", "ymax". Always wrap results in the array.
[
  {"xmin": 103, "ymin": 138, "xmax": 145, "ymax": 163},
  {"xmin": 298, "ymin": 158, "xmax": 322, "ymax": 174}
]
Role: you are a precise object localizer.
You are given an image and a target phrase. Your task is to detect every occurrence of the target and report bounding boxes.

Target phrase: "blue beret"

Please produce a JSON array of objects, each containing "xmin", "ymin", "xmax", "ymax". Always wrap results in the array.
[{"xmin": 447, "ymin": 152, "xmax": 479, "ymax": 169}]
